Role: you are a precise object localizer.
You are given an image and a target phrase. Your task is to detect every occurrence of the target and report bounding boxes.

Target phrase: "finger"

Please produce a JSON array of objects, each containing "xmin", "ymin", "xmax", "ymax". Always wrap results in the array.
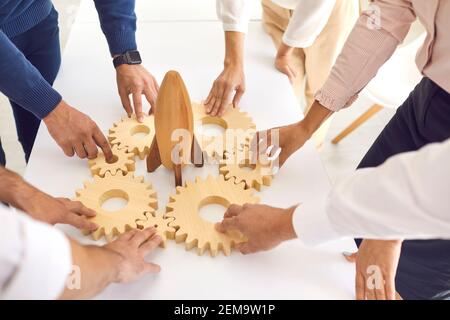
[
  {"xmin": 131, "ymin": 227, "xmax": 157, "ymax": 246},
  {"xmin": 232, "ymin": 87, "xmax": 245, "ymax": 109},
  {"xmin": 82, "ymin": 137, "xmax": 98, "ymax": 159},
  {"xmin": 144, "ymin": 262, "xmax": 161, "ymax": 274},
  {"xmin": 83, "ymin": 139, "xmax": 98, "ymax": 160},
  {"xmin": 224, "ymin": 204, "xmax": 243, "ymax": 219},
  {"xmin": 65, "ymin": 213, "xmax": 98, "ymax": 231},
  {"xmin": 119, "ymin": 88, "xmax": 133, "ymax": 116},
  {"xmin": 143, "ymin": 87, "xmax": 157, "ymax": 112},
  {"xmin": 375, "ymin": 284, "xmax": 387, "ymax": 300},
  {"xmin": 210, "ymin": 95, "xmax": 225, "ymax": 117},
  {"xmin": 68, "ymin": 201, "xmax": 96, "ymax": 217},
  {"xmin": 61, "ymin": 143, "xmax": 75, "ymax": 157},
  {"xmin": 139, "ymin": 235, "xmax": 163, "ymax": 254},
  {"xmin": 366, "ymin": 285, "xmax": 376, "ymax": 300},
  {"xmin": 132, "ymin": 91, "xmax": 144, "ymax": 122},
  {"xmin": 343, "ymin": 252, "xmax": 358, "ymax": 263},
  {"xmin": 118, "ymin": 228, "xmax": 140, "ymax": 241},
  {"xmin": 204, "ymin": 86, "xmax": 216, "ymax": 112},
  {"xmin": 217, "ymin": 85, "xmax": 233, "ymax": 116},
  {"xmin": 73, "ymin": 142, "xmax": 87, "ymax": 159},
  {"xmin": 385, "ymin": 276, "xmax": 397, "ymax": 300},
  {"xmin": 92, "ymin": 128, "xmax": 113, "ymax": 162},
  {"xmin": 215, "ymin": 217, "xmax": 240, "ymax": 233},
  {"xmin": 355, "ymin": 273, "xmax": 366, "ymax": 300},
  {"xmin": 210, "ymin": 84, "xmax": 226, "ymax": 116},
  {"xmin": 235, "ymin": 243, "xmax": 254, "ymax": 255}
]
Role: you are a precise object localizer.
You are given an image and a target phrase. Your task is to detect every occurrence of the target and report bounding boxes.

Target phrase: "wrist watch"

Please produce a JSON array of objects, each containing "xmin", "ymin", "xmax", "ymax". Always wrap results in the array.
[{"xmin": 113, "ymin": 50, "xmax": 142, "ymax": 68}]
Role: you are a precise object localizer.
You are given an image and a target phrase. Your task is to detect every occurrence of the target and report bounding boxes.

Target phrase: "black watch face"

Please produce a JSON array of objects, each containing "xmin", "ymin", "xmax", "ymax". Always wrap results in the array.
[{"xmin": 126, "ymin": 51, "xmax": 142, "ymax": 64}]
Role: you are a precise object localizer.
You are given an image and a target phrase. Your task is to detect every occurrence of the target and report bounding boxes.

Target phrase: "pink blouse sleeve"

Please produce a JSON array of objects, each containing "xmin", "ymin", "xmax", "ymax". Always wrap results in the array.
[{"xmin": 315, "ymin": 0, "xmax": 417, "ymax": 112}]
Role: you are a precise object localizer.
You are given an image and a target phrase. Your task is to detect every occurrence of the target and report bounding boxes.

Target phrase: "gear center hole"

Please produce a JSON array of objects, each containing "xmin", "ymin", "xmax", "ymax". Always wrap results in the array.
[
  {"xmin": 198, "ymin": 117, "xmax": 227, "ymax": 138},
  {"xmin": 130, "ymin": 124, "xmax": 150, "ymax": 139},
  {"xmin": 198, "ymin": 196, "xmax": 230, "ymax": 223},
  {"xmin": 100, "ymin": 189, "xmax": 129, "ymax": 212}
]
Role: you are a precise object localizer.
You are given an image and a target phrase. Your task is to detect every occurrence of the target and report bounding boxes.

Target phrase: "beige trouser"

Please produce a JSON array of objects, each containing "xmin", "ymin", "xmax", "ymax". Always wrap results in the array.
[{"xmin": 262, "ymin": 0, "xmax": 359, "ymax": 147}]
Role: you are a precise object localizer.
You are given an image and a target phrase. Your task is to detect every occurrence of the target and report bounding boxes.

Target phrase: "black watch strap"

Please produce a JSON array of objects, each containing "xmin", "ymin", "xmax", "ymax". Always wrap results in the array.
[{"xmin": 113, "ymin": 50, "xmax": 142, "ymax": 68}]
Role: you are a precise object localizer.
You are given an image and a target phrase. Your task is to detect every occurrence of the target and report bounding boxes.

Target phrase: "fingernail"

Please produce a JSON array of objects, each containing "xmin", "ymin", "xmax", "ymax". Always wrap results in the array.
[
  {"xmin": 138, "ymin": 116, "xmax": 144, "ymax": 122},
  {"xmin": 342, "ymin": 251, "xmax": 354, "ymax": 257}
]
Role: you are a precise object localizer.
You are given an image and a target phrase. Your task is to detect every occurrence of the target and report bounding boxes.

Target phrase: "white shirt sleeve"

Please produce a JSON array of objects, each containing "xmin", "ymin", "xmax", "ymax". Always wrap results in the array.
[
  {"xmin": 282, "ymin": 0, "xmax": 336, "ymax": 48},
  {"xmin": 293, "ymin": 138, "xmax": 450, "ymax": 246},
  {"xmin": 216, "ymin": 0, "xmax": 250, "ymax": 33},
  {"xmin": 0, "ymin": 206, "xmax": 72, "ymax": 299}
]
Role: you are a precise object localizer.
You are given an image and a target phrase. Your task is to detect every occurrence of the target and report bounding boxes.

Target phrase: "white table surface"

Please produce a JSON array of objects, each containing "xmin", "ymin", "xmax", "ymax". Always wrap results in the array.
[{"xmin": 25, "ymin": 9, "xmax": 356, "ymax": 299}]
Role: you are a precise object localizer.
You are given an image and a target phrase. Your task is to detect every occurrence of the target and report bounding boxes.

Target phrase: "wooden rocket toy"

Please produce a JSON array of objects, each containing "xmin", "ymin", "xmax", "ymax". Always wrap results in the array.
[{"xmin": 146, "ymin": 70, "xmax": 204, "ymax": 186}]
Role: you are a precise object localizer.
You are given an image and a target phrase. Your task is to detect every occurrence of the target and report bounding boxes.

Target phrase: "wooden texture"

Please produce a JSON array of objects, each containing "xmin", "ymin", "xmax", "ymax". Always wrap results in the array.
[
  {"xmin": 109, "ymin": 114, "xmax": 155, "ymax": 159},
  {"xmin": 332, "ymin": 104, "xmax": 383, "ymax": 144},
  {"xmin": 152, "ymin": 70, "xmax": 194, "ymax": 170},
  {"xmin": 88, "ymin": 145, "xmax": 135, "ymax": 177},
  {"xmin": 165, "ymin": 175, "xmax": 259, "ymax": 257},
  {"xmin": 192, "ymin": 102, "xmax": 256, "ymax": 161},
  {"xmin": 75, "ymin": 171, "xmax": 158, "ymax": 241},
  {"xmin": 136, "ymin": 211, "xmax": 176, "ymax": 248},
  {"xmin": 219, "ymin": 151, "xmax": 274, "ymax": 191}
]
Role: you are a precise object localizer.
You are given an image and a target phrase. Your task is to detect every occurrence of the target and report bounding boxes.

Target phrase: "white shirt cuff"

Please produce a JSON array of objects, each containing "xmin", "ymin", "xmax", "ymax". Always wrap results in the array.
[
  {"xmin": 223, "ymin": 23, "xmax": 248, "ymax": 34},
  {"xmin": 282, "ymin": 34, "xmax": 315, "ymax": 48},
  {"xmin": 293, "ymin": 200, "xmax": 342, "ymax": 246},
  {"xmin": 2, "ymin": 218, "xmax": 72, "ymax": 300}
]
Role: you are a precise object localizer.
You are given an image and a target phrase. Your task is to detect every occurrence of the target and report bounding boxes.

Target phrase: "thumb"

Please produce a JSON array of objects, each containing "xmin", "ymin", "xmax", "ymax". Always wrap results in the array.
[
  {"xmin": 343, "ymin": 251, "xmax": 358, "ymax": 263},
  {"xmin": 144, "ymin": 262, "xmax": 161, "ymax": 274},
  {"xmin": 215, "ymin": 217, "xmax": 240, "ymax": 234}
]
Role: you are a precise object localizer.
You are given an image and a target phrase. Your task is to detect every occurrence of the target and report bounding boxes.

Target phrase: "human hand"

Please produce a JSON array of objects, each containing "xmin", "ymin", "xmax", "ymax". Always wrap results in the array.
[
  {"xmin": 116, "ymin": 64, "xmax": 159, "ymax": 121},
  {"xmin": 251, "ymin": 121, "xmax": 311, "ymax": 168},
  {"xmin": 105, "ymin": 227, "xmax": 162, "ymax": 283},
  {"xmin": 344, "ymin": 239, "xmax": 403, "ymax": 300},
  {"xmin": 275, "ymin": 43, "xmax": 297, "ymax": 84},
  {"xmin": 204, "ymin": 65, "xmax": 245, "ymax": 117},
  {"xmin": 43, "ymin": 101, "xmax": 113, "ymax": 161},
  {"xmin": 20, "ymin": 187, "xmax": 98, "ymax": 231},
  {"xmin": 216, "ymin": 203, "xmax": 297, "ymax": 254}
]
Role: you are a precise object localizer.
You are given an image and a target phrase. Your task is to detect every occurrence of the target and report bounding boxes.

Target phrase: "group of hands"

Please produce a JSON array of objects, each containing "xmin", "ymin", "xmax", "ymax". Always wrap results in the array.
[{"xmin": 36, "ymin": 51, "xmax": 401, "ymax": 300}]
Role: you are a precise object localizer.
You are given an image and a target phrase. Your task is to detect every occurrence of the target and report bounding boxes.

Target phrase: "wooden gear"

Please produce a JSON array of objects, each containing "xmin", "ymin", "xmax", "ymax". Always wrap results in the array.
[
  {"xmin": 136, "ymin": 211, "xmax": 176, "ymax": 248},
  {"xmin": 75, "ymin": 171, "xmax": 158, "ymax": 241},
  {"xmin": 109, "ymin": 114, "xmax": 155, "ymax": 159},
  {"xmin": 165, "ymin": 174, "xmax": 259, "ymax": 257},
  {"xmin": 147, "ymin": 71, "xmax": 204, "ymax": 187},
  {"xmin": 192, "ymin": 102, "xmax": 255, "ymax": 161},
  {"xmin": 88, "ymin": 145, "xmax": 135, "ymax": 177},
  {"xmin": 219, "ymin": 154, "xmax": 274, "ymax": 191}
]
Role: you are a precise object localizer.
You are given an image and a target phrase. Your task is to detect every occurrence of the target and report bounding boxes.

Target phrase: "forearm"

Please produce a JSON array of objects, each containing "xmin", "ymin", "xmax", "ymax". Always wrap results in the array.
[
  {"xmin": 59, "ymin": 240, "xmax": 121, "ymax": 299},
  {"xmin": 0, "ymin": 32, "xmax": 61, "ymax": 119},
  {"xmin": 299, "ymin": 100, "xmax": 334, "ymax": 136},
  {"xmin": 224, "ymin": 31, "xmax": 245, "ymax": 68},
  {"xmin": 0, "ymin": 166, "xmax": 36, "ymax": 210},
  {"xmin": 93, "ymin": 0, "xmax": 137, "ymax": 56}
]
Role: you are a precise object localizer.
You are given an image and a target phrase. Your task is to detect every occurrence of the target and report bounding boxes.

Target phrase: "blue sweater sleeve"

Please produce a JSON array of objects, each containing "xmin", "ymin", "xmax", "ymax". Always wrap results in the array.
[
  {"xmin": 0, "ymin": 31, "xmax": 62, "ymax": 119},
  {"xmin": 94, "ymin": 0, "xmax": 137, "ymax": 56}
]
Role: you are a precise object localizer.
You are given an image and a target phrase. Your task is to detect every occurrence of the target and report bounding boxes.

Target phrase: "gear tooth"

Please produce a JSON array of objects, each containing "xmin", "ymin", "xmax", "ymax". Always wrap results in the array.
[
  {"xmin": 175, "ymin": 186, "xmax": 184, "ymax": 194},
  {"xmin": 91, "ymin": 228, "xmax": 105, "ymax": 241},
  {"xmin": 222, "ymin": 242, "xmax": 232, "ymax": 256},
  {"xmin": 197, "ymin": 241, "xmax": 209, "ymax": 256}
]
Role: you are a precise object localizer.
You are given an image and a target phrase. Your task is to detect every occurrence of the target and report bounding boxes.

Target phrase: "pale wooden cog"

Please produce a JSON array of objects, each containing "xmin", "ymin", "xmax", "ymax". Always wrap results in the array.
[
  {"xmin": 136, "ymin": 211, "xmax": 176, "ymax": 248},
  {"xmin": 75, "ymin": 171, "xmax": 158, "ymax": 241},
  {"xmin": 108, "ymin": 114, "xmax": 155, "ymax": 159},
  {"xmin": 165, "ymin": 174, "xmax": 259, "ymax": 257},
  {"xmin": 192, "ymin": 102, "xmax": 256, "ymax": 162},
  {"xmin": 219, "ymin": 155, "xmax": 274, "ymax": 191},
  {"xmin": 88, "ymin": 145, "xmax": 135, "ymax": 177}
]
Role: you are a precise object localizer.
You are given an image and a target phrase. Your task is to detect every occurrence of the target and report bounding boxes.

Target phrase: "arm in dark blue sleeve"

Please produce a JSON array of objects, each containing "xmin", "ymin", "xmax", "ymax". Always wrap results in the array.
[
  {"xmin": 0, "ymin": 32, "xmax": 62, "ymax": 119},
  {"xmin": 93, "ymin": 0, "xmax": 137, "ymax": 56}
]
